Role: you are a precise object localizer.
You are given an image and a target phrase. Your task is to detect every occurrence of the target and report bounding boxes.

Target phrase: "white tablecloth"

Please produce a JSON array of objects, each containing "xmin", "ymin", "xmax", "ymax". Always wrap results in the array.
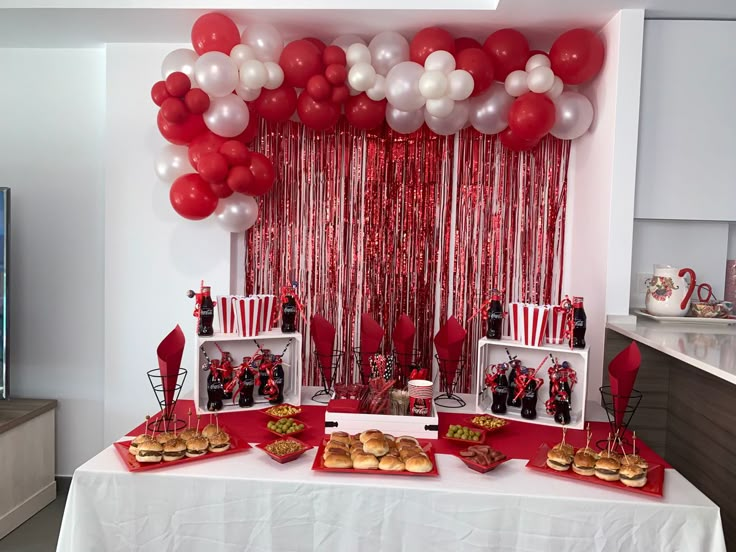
[{"xmin": 57, "ymin": 445, "xmax": 726, "ymax": 552}]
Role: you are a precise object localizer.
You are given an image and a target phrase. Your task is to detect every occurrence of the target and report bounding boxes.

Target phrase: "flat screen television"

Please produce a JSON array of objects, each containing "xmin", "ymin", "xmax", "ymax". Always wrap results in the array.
[{"xmin": 0, "ymin": 188, "xmax": 8, "ymax": 399}]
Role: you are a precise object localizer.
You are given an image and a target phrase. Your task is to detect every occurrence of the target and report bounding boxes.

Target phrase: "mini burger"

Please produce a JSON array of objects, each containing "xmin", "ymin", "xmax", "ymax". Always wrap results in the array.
[
  {"xmin": 208, "ymin": 431, "xmax": 231, "ymax": 453},
  {"xmin": 179, "ymin": 428, "xmax": 200, "ymax": 442},
  {"xmin": 598, "ymin": 450, "xmax": 621, "ymax": 461},
  {"xmin": 202, "ymin": 424, "xmax": 219, "ymax": 440},
  {"xmin": 128, "ymin": 434, "xmax": 153, "ymax": 456},
  {"xmin": 553, "ymin": 442, "xmax": 574, "ymax": 457},
  {"xmin": 619, "ymin": 464, "xmax": 647, "ymax": 488},
  {"xmin": 546, "ymin": 448, "xmax": 572, "ymax": 471},
  {"xmin": 163, "ymin": 438, "xmax": 187, "ymax": 462},
  {"xmin": 594, "ymin": 457, "xmax": 621, "ymax": 481},
  {"xmin": 576, "ymin": 446, "xmax": 599, "ymax": 459},
  {"xmin": 185, "ymin": 436, "xmax": 209, "ymax": 458},
  {"xmin": 620, "ymin": 454, "xmax": 648, "ymax": 470},
  {"xmin": 572, "ymin": 452, "xmax": 596, "ymax": 476},
  {"xmin": 155, "ymin": 432, "xmax": 176, "ymax": 445},
  {"xmin": 135, "ymin": 440, "xmax": 163, "ymax": 463}
]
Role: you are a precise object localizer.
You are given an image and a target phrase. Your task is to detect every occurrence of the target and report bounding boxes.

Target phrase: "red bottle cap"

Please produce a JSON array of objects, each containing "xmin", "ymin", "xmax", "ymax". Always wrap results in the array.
[{"xmin": 573, "ymin": 296, "xmax": 584, "ymax": 307}]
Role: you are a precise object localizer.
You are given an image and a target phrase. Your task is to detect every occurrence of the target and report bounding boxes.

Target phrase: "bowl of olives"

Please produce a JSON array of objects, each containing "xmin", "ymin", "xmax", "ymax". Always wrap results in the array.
[
  {"xmin": 443, "ymin": 424, "xmax": 486, "ymax": 444},
  {"xmin": 266, "ymin": 417, "xmax": 309, "ymax": 437}
]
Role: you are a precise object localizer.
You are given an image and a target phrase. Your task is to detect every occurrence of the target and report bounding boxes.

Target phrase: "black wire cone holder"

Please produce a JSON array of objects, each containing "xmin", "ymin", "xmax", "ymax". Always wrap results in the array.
[
  {"xmin": 352, "ymin": 347, "xmax": 382, "ymax": 385},
  {"xmin": 433, "ymin": 354, "xmax": 466, "ymax": 408},
  {"xmin": 392, "ymin": 348, "xmax": 423, "ymax": 390},
  {"xmin": 596, "ymin": 385, "xmax": 643, "ymax": 450},
  {"xmin": 311, "ymin": 350, "xmax": 344, "ymax": 404},
  {"xmin": 146, "ymin": 368, "xmax": 188, "ymax": 433}
]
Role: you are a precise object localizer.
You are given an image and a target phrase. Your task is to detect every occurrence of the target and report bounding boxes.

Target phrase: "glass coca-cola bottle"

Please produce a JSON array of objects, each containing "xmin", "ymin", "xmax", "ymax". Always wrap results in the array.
[
  {"xmin": 507, "ymin": 359, "xmax": 521, "ymax": 408},
  {"xmin": 572, "ymin": 296, "xmax": 586, "ymax": 349},
  {"xmin": 206, "ymin": 360, "xmax": 224, "ymax": 411},
  {"xmin": 198, "ymin": 286, "xmax": 214, "ymax": 336},
  {"xmin": 258, "ymin": 350, "xmax": 271, "ymax": 395},
  {"xmin": 486, "ymin": 290, "xmax": 504, "ymax": 340},
  {"xmin": 553, "ymin": 379, "xmax": 572, "ymax": 425},
  {"xmin": 490, "ymin": 364, "xmax": 509, "ymax": 414},
  {"xmin": 282, "ymin": 296, "xmax": 297, "ymax": 333},
  {"xmin": 269, "ymin": 360, "xmax": 285, "ymax": 405},
  {"xmin": 520, "ymin": 371, "xmax": 538, "ymax": 420},
  {"xmin": 238, "ymin": 357, "xmax": 254, "ymax": 408}
]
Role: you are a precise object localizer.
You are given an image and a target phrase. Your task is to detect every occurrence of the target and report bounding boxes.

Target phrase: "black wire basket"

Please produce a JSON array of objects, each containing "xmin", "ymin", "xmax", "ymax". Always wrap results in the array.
[
  {"xmin": 597, "ymin": 385, "xmax": 643, "ymax": 449},
  {"xmin": 433, "ymin": 354, "xmax": 466, "ymax": 408},
  {"xmin": 146, "ymin": 368, "xmax": 188, "ymax": 433},
  {"xmin": 352, "ymin": 347, "xmax": 381, "ymax": 385},
  {"xmin": 392, "ymin": 348, "xmax": 423, "ymax": 390},
  {"xmin": 311, "ymin": 350, "xmax": 344, "ymax": 404}
]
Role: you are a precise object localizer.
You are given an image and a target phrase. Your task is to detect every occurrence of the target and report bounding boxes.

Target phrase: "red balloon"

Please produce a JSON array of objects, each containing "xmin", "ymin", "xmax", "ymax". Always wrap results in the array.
[
  {"xmin": 157, "ymin": 111, "xmax": 207, "ymax": 146},
  {"xmin": 246, "ymin": 153, "xmax": 276, "ymax": 196},
  {"xmin": 165, "ymin": 72, "xmax": 191, "ymax": 97},
  {"xmin": 191, "ymin": 13, "xmax": 240, "ymax": 55},
  {"xmin": 210, "ymin": 180, "xmax": 234, "ymax": 198},
  {"xmin": 234, "ymin": 110, "xmax": 259, "ymax": 143},
  {"xmin": 160, "ymin": 97, "xmax": 188, "ymax": 124},
  {"xmin": 499, "ymin": 127, "xmax": 540, "ymax": 151},
  {"xmin": 198, "ymin": 152, "xmax": 229, "ymax": 183},
  {"xmin": 188, "ymin": 131, "xmax": 226, "ymax": 169},
  {"xmin": 330, "ymin": 85, "xmax": 349, "ymax": 105},
  {"xmin": 253, "ymin": 85, "xmax": 298, "ymax": 123},
  {"xmin": 297, "ymin": 91, "xmax": 340, "ymax": 131},
  {"xmin": 183, "ymin": 88, "xmax": 210, "ymax": 115},
  {"xmin": 279, "ymin": 40, "xmax": 324, "ymax": 88},
  {"xmin": 410, "ymin": 27, "xmax": 456, "ymax": 65},
  {"xmin": 455, "ymin": 37, "xmax": 482, "ymax": 53},
  {"xmin": 483, "ymin": 29, "xmax": 530, "ymax": 81},
  {"xmin": 325, "ymin": 64, "xmax": 347, "ymax": 86},
  {"xmin": 304, "ymin": 37, "xmax": 326, "ymax": 53},
  {"xmin": 170, "ymin": 173, "xmax": 219, "ymax": 220},
  {"xmin": 549, "ymin": 29, "xmax": 605, "ymax": 85},
  {"xmin": 345, "ymin": 93, "xmax": 386, "ymax": 130},
  {"xmin": 508, "ymin": 93, "xmax": 556, "ymax": 140},
  {"xmin": 323, "ymin": 45, "xmax": 347, "ymax": 67},
  {"xmin": 306, "ymin": 74, "xmax": 332, "ymax": 102},
  {"xmin": 456, "ymin": 48, "xmax": 494, "ymax": 96},
  {"xmin": 151, "ymin": 81, "xmax": 170, "ymax": 106},
  {"xmin": 227, "ymin": 166, "xmax": 256, "ymax": 194},
  {"xmin": 219, "ymin": 140, "xmax": 251, "ymax": 166}
]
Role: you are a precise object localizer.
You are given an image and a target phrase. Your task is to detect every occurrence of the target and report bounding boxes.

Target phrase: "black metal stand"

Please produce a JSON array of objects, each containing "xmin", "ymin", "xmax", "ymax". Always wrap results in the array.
[
  {"xmin": 596, "ymin": 385, "xmax": 643, "ymax": 450},
  {"xmin": 311, "ymin": 350, "xmax": 344, "ymax": 404},
  {"xmin": 433, "ymin": 354, "xmax": 466, "ymax": 408},
  {"xmin": 352, "ymin": 347, "xmax": 381, "ymax": 385},
  {"xmin": 146, "ymin": 368, "xmax": 188, "ymax": 433},
  {"xmin": 392, "ymin": 348, "xmax": 422, "ymax": 390}
]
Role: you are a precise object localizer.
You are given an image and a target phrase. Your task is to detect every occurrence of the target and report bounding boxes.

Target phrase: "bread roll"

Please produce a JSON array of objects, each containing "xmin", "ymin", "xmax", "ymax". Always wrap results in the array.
[
  {"xmin": 396, "ymin": 436, "xmax": 419, "ymax": 447},
  {"xmin": 352, "ymin": 453, "xmax": 379, "ymax": 469},
  {"xmin": 405, "ymin": 454, "xmax": 433, "ymax": 473},
  {"xmin": 327, "ymin": 440, "xmax": 349, "ymax": 451},
  {"xmin": 399, "ymin": 446, "xmax": 424, "ymax": 461},
  {"xmin": 364, "ymin": 438, "xmax": 389, "ymax": 457},
  {"xmin": 360, "ymin": 429, "xmax": 383, "ymax": 444},
  {"xmin": 323, "ymin": 447, "xmax": 349, "ymax": 460},
  {"xmin": 379, "ymin": 455, "xmax": 405, "ymax": 471},
  {"xmin": 330, "ymin": 432, "xmax": 351, "ymax": 445},
  {"xmin": 383, "ymin": 434, "xmax": 395, "ymax": 442},
  {"xmin": 324, "ymin": 453, "xmax": 353, "ymax": 468}
]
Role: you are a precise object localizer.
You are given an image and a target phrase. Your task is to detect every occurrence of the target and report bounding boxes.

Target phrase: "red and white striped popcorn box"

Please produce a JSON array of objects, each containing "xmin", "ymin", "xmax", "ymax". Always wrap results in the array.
[
  {"xmin": 520, "ymin": 304, "xmax": 550, "ymax": 347},
  {"xmin": 217, "ymin": 295, "xmax": 237, "ymax": 334},
  {"xmin": 232, "ymin": 296, "xmax": 262, "ymax": 337},
  {"xmin": 507, "ymin": 302, "xmax": 523, "ymax": 341},
  {"xmin": 546, "ymin": 305, "xmax": 568, "ymax": 345},
  {"xmin": 256, "ymin": 294, "xmax": 276, "ymax": 332}
]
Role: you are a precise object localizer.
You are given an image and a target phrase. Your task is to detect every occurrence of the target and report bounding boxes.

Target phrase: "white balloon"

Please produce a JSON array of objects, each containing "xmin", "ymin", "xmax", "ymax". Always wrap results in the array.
[
  {"xmin": 418, "ymin": 71, "xmax": 448, "ymax": 99},
  {"xmin": 230, "ymin": 44, "xmax": 257, "ymax": 64},
  {"xmin": 385, "ymin": 105, "xmax": 424, "ymax": 134},
  {"xmin": 332, "ymin": 35, "xmax": 366, "ymax": 51},
  {"xmin": 525, "ymin": 53, "xmax": 551, "ymax": 72},
  {"xmin": 348, "ymin": 63, "xmax": 377, "ymax": 92},
  {"xmin": 425, "ymin": 100, "xmax": 469, "ymax": 135},
  {"xmin": 546, "ymin": 76, "xmax": 564, "ymax": 99},
  {"xmin": 161, "ymin": 48, "xmax": 198, "ymax": 79},
  {"xmin": 215, "ymin": 195, "xmax": 259, "ymax": 233},
  {"xmin": 239, "ymin": 59, "xmax": 268, "ymax": 89},
  {"xmin": 154, "ymin": 145, "xmax": 193, "ymax": 183},
  {"xmin": 468, "ymin": 82, "xmax": 514, "ymax": 135},
  {"xmin": 385, "ymin": 61, "xmax": 426, "ymax": 112},
  {"xmin": 204, "ymin": 94, "xmax": 250, "ymax": 137},
  {"xmin": 447, "ymin": 70, "xmax": 474, "ymax": 101},
  {"xmin": 504, "ymin": 70, "xmax": 529, "ymax": 97},
  {"xmin": 366, "ymin": 75, "xmax": 387, "ymax": 101},
  {"xmin": 194, "ymin": 52, "xmax": 239, "ymax": 98},
  {"xmin": 368, "ymin": 31, "xmax": 410, "ymax": 76},
  {"xmin": 550, "ymin": 91, "xmax": 594, "ymax": 140},
  {"xmin": 235, "ymin": 84, "xmax": 261, "ymax": 101},
  {"xmin": 527, "ymin": 66, "xmax": 555, "ymax": 94},
  {"xmin": 346, "ymin": 43, "xmax": 372, "ymax": 67},
  {"xmin": 426, "ymin": 97, "xmax": 455, "ymax": 118},
  {"xmin": 424, "ymin": 50, "xmax": 456, "ymax": 74},
  {"xmin": 241, "ymin": 23, "xmax": 284, "ymax": 62},
  {"xmin": 264, "ymin": 62, "xmax": 284, "ymax": 89}
]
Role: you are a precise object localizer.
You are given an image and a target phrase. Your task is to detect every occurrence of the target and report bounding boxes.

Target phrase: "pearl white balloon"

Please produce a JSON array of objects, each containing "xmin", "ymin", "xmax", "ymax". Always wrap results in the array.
[
  {"xmin": 366, "ymin": 75, "xmax": 387, "ymax": 101},
  {"xmin": 527, "ymin": 66, "xmax": 555, "ymax": 94},
  {"xmin": 239, "ymin": 59, "xmax": 268, "ymax": 89},
  {"xmin": 332, "ymin": 35, "xmax": 366, "ymax": 52},
  {"xmin": 426, "ymin": 97, "xmax": 455, "ymax": 118},
  {"xmin": 154, "ymin": 145, "xmax": 193, "ymax": 183},
  {"xmin": 418, "ymin": 71, "xmax": 448, "ymax": 99},
  {"xmin": 423, "ymin": 50, "xmax": 456, "ymax": 74},
  {"xmin": 241, "ymin": 23, "xmax": 284, "ymax": 63},
  {"xmin": 348, "ymin": 63, "xmax": 377, "ymax": 92},
  {"xmin": 194, "ymin": 52, "xmax": 239, "ymax": 98},
  {"xmin": 385, "ymin": 105, "xmax": 424, "ymax": 134},
  {"xmin": 346, "ymin": 43, "xmax": 372, "ymax": 67},
  {"xmin": 161, "ymin": 48, "xmax": 198, "ymax": 79},
  {"xmin": 235, "ymin": 84, "xmax": 261, "ymax": 101},
  {"xmin": 504, "ymin": 70, "xmax": 529, "ymax": 97},
  {"xmin": 368, "ymin": 31, "xmax": 410, "ymax": 76},
  {"xmin": 264, "ymin": 62, "xmax": 284, "ymax": 89},
  {"xmin": 230, "ymin": 44, "xmax": 257, "ymax": 64},
  {"xmin": 447, "ymin": 70, "xmax": 474, "ymax": 101},
  {"xmin": 468, "ymin": 82, "xmax": 514, "ymax": 135},
  {"xmin": 525, "ymin": 54, "xmax": 551, "ymax": 72},
  {"xmin": 215, "ymin": 195, "xmax": 259, "ymax": 233},
  {"xmin": 546, "ymin": 76, "xmax": 564, "ymax": 99},
  {"xmin": 425, "ymin": 100, "xmax": 469, "ymax": 135},
  {"xmin": 550, "ymin": 91, "xmax": 594, "ymax": 140},
  {"xmin": 204, "ymin": 94, "xmax": 250, "ymax": 137},
  {"xmin": 385, "ymin": 61, "xmax": 426, "ymax": 112}
]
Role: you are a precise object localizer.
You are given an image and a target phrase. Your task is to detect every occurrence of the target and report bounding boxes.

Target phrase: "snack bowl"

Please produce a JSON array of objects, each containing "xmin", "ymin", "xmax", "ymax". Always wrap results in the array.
[
  {"xmin": 265, "ymin": 418, "xmax": 311, "ymax": 438},
  {"xmin": 469, "ymin": 414, "xmax": 509, "ymax": 434},
  {"xmin": 263, "ymin": 403, "xmax": 303, "ymax": 420},
  {"xmin": 443, "ymin": 425, "xmax": 486, "ymax": 445},
  {"xmin": 256, "ymin": 437, "xmax": 313, "ymax": 464},
  {"xmin": 455, "ymin": 451, "xmax": 510, "ymax": 474}
]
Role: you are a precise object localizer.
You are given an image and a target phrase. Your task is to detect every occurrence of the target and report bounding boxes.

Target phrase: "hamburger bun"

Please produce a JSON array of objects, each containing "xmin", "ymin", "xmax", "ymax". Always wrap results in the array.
[
  {"xmin": 396, "ymin": 436, "xmax": 419, "ymax": 447},
  {"xmin": 572, "ymin": 452, "xmax": 596, "ymax": 476},
  {"xmin": 135, "ymin": 440, "xmax": 163, "ymax": 463},
  {"xmin": 128, "ymin": 434, "xmax": 153, "ymax": 456},
  {"xmin": 324, "ymin": 453, "xmax": 352, "ymax": 469},
  {"xmin": 155, "ymin": 432, "xmax": 176, "ymax": 445},
  {"xmin": 576, "ymin": 446, "xmax": 599, "ymax": 459},
  {"xmin": 364, "ymin": 438, "xmax": 389, "ymax": 457},
  {"xmin": 201, "ymin": 424, "xmax": 219, "ymax": 440},
  {"xmin": 179, "ymin": 429, "xmax": 200, "ymax": 442},
  {"xmin": 323, "ymin": 446, "xmax": 349, "ymax": 460},
  {"xmin": 598, "ymin": 450, "xmax": 621, "ymax": 461},
  {"xmin": 330, "ymin": 431, "xmax": 351, "ymax": 445},
  {"xmin": 163, "ymin": 438, "xmax": 187, "ymax": 461},
  {"xmin": 553, "ymin": 442, "xmax": 574, "ymax": 457},
  {"xmin": 405, "ymin": 454, "xmax": 433, "ymax": 473},
  {"xmin": 359, "ymin": 430, "xmax": 383, "ymax": 444},
  {"xmin": 185, "ymin": 436, "xmax": 209, "ymax": 458},
  {"xmin": 208, "ymin": 431, "xmax": 231, "ymax": 453},
  {"xmin": 399, "ymin": 446, "xmax": 424, "ymax": 461},
  {"xmin": 594, "ymin": 457, "xmax": 621, "ymax": 481},
  {"xmin": 546, "ymin": 448, "xmax": 572, "ymax": 471},
  {"xmin": 620, "ymin": 454, "xmax": 648, "ymax": 471},
  {"xmin": 352, "ymin": 453, "xmax": 379, "ymax": 469},
  {"xmin": 326, "ymin": 440, "xmax": 349, "ymax": 451},
  {"xmin": 619, "ymin": 465, "xmax": 647, "ymax": 488},
  {"xmin": 379, "ymin": 455, "xmax": 405, "ymax": 471}
]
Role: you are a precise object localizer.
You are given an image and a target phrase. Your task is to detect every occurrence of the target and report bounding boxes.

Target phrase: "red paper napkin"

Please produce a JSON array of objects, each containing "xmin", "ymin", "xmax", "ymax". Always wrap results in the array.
[
  {"xmin": 434, "ymin": 316, "xmax": 467, "ymax": 381},
  {"xmin": 311, "ymin": 314, "xmax": 336, "ymax": 385},
  {"xmin": 157, "ymin": 325, "xmax": 185, "ymax": 418},
  {"xmin": 608, "ymin": 342, "xmax": 641, "ymax": 428},
  {"xmin": 359, "ymin": 313, "xmax": 384, "ymax": 382},
  {"xmin": 392, "ymin": 314, "xmax": 416, "ymax": 357}
]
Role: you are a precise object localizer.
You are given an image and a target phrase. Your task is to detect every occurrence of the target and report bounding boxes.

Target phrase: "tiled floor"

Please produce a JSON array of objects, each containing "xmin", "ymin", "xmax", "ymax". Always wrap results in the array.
[{"xmin": 0, "ymin": 479, "xmax": 69, "ymax": 552}]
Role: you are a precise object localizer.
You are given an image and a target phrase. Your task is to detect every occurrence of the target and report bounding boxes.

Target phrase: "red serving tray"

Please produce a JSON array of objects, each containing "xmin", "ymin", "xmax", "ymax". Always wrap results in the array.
[
  {"xmin": 469, "ymin": 415, "xmax": 510, "ymax": 434},
  {"xmin": 453, "ymin": 451, "xmax": 510, "ymax": 474},
  {"xmin": 311, "ymin": 439, "xmax": 440, "ymax": 477},
  {"xmin": 525, "ymin": 443, "xmax": 664, "ymax": 498},
  {"xmin": 443, "ymin": 427, "xmax": 487, "ymax": 445},
  {"xmin": 262, "ymin": 403, "xmax": 303, "ymax": 420},
  {"xmin": 113, "ymin": 432, "xmax": 251, "ymax": 472},
  {"xmin": 265, "ymin": 419, "xmax": 311, "ymax": 439},
  {"xmin": 256, "ymin": 437, "xmax": 313, "ymax": 464}
]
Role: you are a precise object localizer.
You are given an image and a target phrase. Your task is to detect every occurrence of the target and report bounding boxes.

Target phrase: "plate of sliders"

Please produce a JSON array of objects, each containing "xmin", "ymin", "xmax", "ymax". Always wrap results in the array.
[
  {"xmin": 114, "ymin": 421, "xmax": 250, "ymax": 472},
  {"xmin": 311, "ymin": 430, "xmax": 439, "ymax": 476}
]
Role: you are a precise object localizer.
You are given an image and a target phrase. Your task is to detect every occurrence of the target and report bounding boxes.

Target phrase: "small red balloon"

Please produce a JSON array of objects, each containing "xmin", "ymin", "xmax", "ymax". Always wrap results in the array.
[
  {"xmin": 165, "ymin": 72, "xmax": 191, "ymax": 97},
  {"xmin": 345, "ymin": 93, "xmax": 386, "ymax": 130},
  {"xmin": 157, "ymin": 111, "xmax": 207, "ymax": 146},
  {"xmin": 191, "ymin": 13, "xmax": 240, "ymax": 55},
  {"xmin": 188, "ymin": 131, "xmax": 226, "ymax": 169},
  {"xmin": 508, "ymin": 92, "xmax": 556, "ymax": 140},
  {"xmin": 483, "ymin": 28, "xmax": 530, "ymax": 81},
  {"xmin": 304, "ymin": 37, "xmax": 327, "ymax": 53},
  {"xmin": 279, "ymin": 40, "xmax": 324, "ymax": 88},
  {"xmin": 306, "ymin": 74, "xmax": 332, "ymax": 102},
  {"xmin": 325, "ymin": 64, "xmax": 347, "ymax": 86},
  {"xmin": 253, "ymin": 85, "xmax": 298, "ymax": 123},
  {"xmin": 234, "ymin": 110, "xmax": 259, "ymax": 143},
  {"xmin": 210, "ymin": 180, "xmax": 234, "ymax": 198},
  {"xmin": 198, "ymin": 152, "xmax": 229, "ymax": 183},
  {"xmin": 330, "ymin": 85, "xmax": 350, "ymax": 105},
  {"xmin": 455, "ymin": 37, "xmax": 483, "ymax": 53},
  {"xmin": 456, "ymin": 48, "xmax": 495, "ymax": 96},
  {"xmin": 246, "ymin": 153, "xmax": 276, "ymax": 196},
  {"xmin": 170, "ymin": 173, "xmax": 219, "ymax": 220},
  {"xmin": 410, "ymin": 27, "xmax": 456, "ymax": 65},
  {"xmin": 499, "ymin": 126, "xmax": 540, "ymax": 151},
  {"xmin": 160, "ymin": 97, "xmax": 189, "ymax": 124},
  {"xmin": 227, "ymin": 166, "xmax": 256, "ymax": 194},
  {"xmin": 151, "ymin": 81, "xmax": 170, "ymax": 106},
  {"xmin": 323, "ymin": 45, "xmax": 347, "ymax": 67},
  {"xmin": 549, "ymin": 29, "xmax": 605, "ymax": 85},
  {"xmin": 184, "ymin": 88, "xmax": 210, "ymax": 114},
  {"xmin": 297, "ymin": 91, "xmax": 340, "ymax": 131},
  {"xmin": 219, "ymin": 140, "xmax": 251, "ymax": 166}
]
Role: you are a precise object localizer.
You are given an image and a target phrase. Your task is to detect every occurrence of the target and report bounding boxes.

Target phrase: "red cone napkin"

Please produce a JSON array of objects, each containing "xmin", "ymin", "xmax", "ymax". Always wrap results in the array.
[
  {"xmin": 360, "ymin": 313, "xmax": 384, "ymax": 382},
  {"xmin": 157, "ymin": 325, "xmax": 185, "ymax": 419},
  {"xmin": 434, "ymin": 316, "xmax": 467, "ymax": 383},
  {"xmin": 608, "ymin": 342, "xmax": 641, "ymax": 428},
  {"xmin": 311, "ymin": 314, "xmax": 336, "ymax": 385},
  {"xmin": 392, "ymin": 314, "xmax": 416, "ymax": 357}
]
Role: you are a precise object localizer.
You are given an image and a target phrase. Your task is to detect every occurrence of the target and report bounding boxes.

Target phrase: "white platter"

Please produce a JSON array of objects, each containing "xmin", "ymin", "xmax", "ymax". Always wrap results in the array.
[{"xmin": 634, "ymin": 309, "xmax": 736, "ymax": 325}]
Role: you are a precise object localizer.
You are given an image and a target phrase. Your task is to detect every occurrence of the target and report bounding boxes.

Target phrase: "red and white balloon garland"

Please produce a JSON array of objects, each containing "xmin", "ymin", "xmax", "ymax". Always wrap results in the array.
[{"xmin": 151, "ymin": 13, "xmax": 604, "ymax": 232}]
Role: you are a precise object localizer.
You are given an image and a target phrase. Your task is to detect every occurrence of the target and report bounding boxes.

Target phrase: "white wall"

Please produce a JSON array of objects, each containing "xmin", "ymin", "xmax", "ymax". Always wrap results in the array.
[{"xmin": 0, "ymin": 48, "xmax": 106, "ymax": 476}]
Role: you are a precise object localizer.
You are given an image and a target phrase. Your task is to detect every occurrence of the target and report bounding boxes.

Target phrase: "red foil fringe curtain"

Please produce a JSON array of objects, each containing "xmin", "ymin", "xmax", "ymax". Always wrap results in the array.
[{"xmin": 246, "ymin": 121, "xmax": 570, "ymax": 391}]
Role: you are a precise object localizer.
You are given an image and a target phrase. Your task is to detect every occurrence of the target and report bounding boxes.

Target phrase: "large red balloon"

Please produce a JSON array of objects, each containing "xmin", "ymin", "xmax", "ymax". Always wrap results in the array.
[
  {"xmin": 165, "ymin": 72, "xmax": 191, "ymax": 97},
  {"xmin": 198, "ymin": 152, "xmax": 229, "ymax": 183},
  {"xmin": 210, "ymin": 180, "xmax": 234, "ymax": 198},
  {"xmin": 345, "ymin": 93, "xmax": 386, "ymax": 130},
  {"xmin": 170, "ymin": 173, "xmax": 219, "ymax": 220},
  {"xmin": 549, "ymin": 29, "xmax": 605, "ymax": 85},
  {"xmin": 188, "ymin": 131, "xmax": 226, "ymax": 169},
  {"xmin": 306, "ymin": 74, "xmax": 332, "ymax": 102},
  {"xmin": 157, "ymin": 111, "xmax": 207, "ymax": 146},
  {"xmin": 191, "ymin": 13, "xmax": 240, "ymax": 55},
  {"xmin": 499, "ymin": 127, "xmax": 540, "ymax": 152},
  {"xmin": 253, "ymin": 84, "xmax": 298, "ymax": 122},
  {"xmin": 245, "ymin": 153, "xmax": 276, "ymax": 196},
  {"xmin": 296, "ymin": 91, "xmax": 340, "ymax": 131},
  {"xmin": 323, "ymin": 45, "xmax": 347, "ymax": 66},
  {"xmin": 219, "ymin": 140, "xmax": 251, "ymax": 166},
  {"xmin": 227, "ymin": 166, "xmax": 256, "ymax": 194},
  {"xmin": 304, "ymin": 37, "xmax": 327, "ymax": 53},
  {"xmin": 410, "ymin": 27, "xmax": 456, "ymax": 65},
  {"xmin": 456, "ymin": 48, "xmax": 494, "ymax": 96},
  {"xmin": 279, "ymin": 40, "xmax": 324, "ymax": 88},
  {"xmin": 455, "ymin": 37, "xmax": 483, "ymax": 53},
  {"xmin": 508, "ymin": 93, "xmax": 556, "ymax": 140},
  {"xmin": 483, "ymin": 29, "xmax": 530, "ymax": 81}
]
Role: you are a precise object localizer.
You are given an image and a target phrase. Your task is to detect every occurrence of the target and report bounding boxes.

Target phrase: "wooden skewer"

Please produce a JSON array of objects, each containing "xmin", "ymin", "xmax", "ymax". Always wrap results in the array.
[
  {"xmin": 151, "ymin": 417, "xmax": 158, "ymax": 439},
  {"xmin": 584, "ymin": 423, "xmax": 591, "ymax": 451},
  {"xmin": 144, "ymin": 415, "xmax": 150, "ymax": 437},
  {"xmin": 606, "ymin": 432, "xmax": 611, "ymax": 455},
  {"xmin": 196, "ymin": 415, "xmax": 201, "ymax": 434},
  {"xmin": 562, "ymin": 425, "xmax": 567, "ymax": 446},
  {"xmin": 633, "ymin": 431, "xmax": 637, "ymax": 456},
  {"xmin": 188, "ymin": 408, "xmax": 192, "ymax": 429},
  {"xmin": 215, "ymin": 413, "xmax": 219, "ymax": 433}
]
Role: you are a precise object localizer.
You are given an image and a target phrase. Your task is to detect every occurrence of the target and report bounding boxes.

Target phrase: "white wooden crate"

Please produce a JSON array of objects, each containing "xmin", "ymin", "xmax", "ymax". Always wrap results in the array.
[{"xmin": 325, "ymin": 402, "xmax": 439, "ymax": 439}]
